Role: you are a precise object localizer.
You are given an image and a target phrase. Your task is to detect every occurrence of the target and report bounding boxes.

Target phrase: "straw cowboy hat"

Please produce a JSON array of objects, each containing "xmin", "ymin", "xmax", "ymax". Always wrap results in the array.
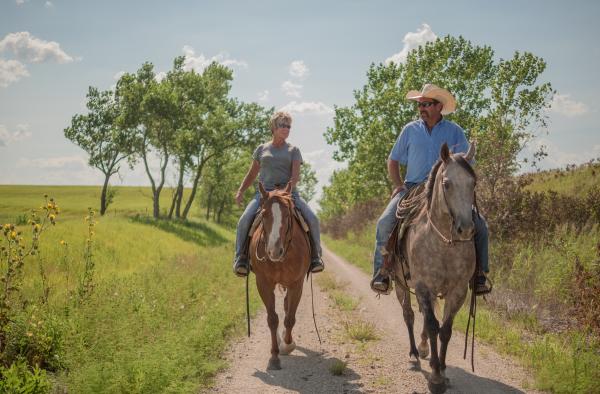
[{"xmin": 406, "ymin": 83, "xmax": 457, "ymax": 115}]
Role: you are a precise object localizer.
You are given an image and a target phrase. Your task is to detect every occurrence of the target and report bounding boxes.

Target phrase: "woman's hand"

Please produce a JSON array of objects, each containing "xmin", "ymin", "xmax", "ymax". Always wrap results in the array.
[{"xmin": 235, "ymin": 190, "xmax": 244, "ymax": 206}]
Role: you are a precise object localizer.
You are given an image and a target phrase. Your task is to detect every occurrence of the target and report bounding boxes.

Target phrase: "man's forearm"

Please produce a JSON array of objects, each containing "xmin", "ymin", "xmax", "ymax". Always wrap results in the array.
[{"xmin": 387, "ymin": 159, "xmax": 403, "ymax": 187}]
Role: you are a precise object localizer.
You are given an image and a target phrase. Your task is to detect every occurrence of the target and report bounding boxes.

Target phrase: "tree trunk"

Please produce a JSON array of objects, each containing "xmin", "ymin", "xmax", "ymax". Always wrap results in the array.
[
  {"xmin": 100, "ymin": 173, "xmax": 111, "ymax": 216},
  {"xmin": 205, "ymin": 186, "xmax": 213, "ymax": 221},
  {"xmin": 182, "ymin": 157, "xmax": 208, "ymax": 220}
]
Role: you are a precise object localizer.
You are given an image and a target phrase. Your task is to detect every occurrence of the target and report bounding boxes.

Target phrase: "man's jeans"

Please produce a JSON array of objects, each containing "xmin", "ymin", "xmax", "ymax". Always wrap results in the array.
[
  {"xmin": 235, "ymin": 191, "xmax": 321, "ymax": 261},
  {"xmin": 372, "ymin": 187, "xmax": 489, "ymax": 277}
]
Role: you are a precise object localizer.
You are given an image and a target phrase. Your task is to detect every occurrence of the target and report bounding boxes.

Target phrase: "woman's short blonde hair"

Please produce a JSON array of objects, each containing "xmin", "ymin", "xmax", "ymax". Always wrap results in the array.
[{"xmin": 269, "ymin": 111, "xmax": 292, "ymax": 132}]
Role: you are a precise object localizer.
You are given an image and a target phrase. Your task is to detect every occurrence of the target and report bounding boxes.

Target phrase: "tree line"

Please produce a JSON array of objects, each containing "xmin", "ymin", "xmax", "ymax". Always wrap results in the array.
[
  {"xmin": 319, "ymin": 35, "xmax": 554, "ymax": 234},
  {"xmin": 65, "ymin": 56, "xmax": 318, "ymax": 221}
]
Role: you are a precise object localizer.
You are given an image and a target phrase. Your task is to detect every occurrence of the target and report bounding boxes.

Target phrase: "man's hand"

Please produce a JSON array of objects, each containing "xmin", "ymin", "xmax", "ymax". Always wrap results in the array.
[
  {"xmin": 235, "ymin": 190, "xmax": 244, "ymax": 206},
  {"xmin": 390, "ymin": 184, "xmax": 407, "ymax": 199}
]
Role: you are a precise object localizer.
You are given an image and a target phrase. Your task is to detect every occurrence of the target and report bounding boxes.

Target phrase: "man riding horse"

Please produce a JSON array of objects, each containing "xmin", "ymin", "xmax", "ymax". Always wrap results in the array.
[
  {"xmin": 370, "ymin": 84, "xmax": 491, "ymax": 296},
  {"xmin": 233, "ymin": 111, "xmax": 324, "ymax": 277}
]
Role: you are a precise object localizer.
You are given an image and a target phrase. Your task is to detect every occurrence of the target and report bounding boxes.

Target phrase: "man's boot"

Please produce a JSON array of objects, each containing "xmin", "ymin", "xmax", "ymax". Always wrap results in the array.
[
  {"xmin": 475, "ymin": 270, "xmax": 491, "ymax": 295},
  {"xmin": 370, "ymin": 270, "xmax": 391, "ymax": 295},
  {"xmin": 233, "ymin": 255, "xmax": 249, "ymax": 277}
]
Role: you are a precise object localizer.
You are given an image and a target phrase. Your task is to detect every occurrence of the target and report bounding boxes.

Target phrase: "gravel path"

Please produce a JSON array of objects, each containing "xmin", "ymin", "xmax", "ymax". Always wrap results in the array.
[{"xmin": 208, "ymin": 246, "xmax": 543, "ymax": 393}]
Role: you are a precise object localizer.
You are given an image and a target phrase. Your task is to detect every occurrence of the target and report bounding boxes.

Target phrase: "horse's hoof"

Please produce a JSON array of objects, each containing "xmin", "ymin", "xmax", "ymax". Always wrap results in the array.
[
  {"xmin": 408, "ymin": 354, "xmax": 420, "ymax": 370},
  {"xmin": 418, "ymin": 343, "xmax": 429, "ymax": 359},
  {"xmin": 279, "ymin": 340, "xmax": 296, "ymax": 355},
  {"xmin": 428, "ymin": 379, "xmax": 447, "ymax": 394},
  {"xmin": 267, "ymin": 358, "xmax": 281, "ymax": 370}
]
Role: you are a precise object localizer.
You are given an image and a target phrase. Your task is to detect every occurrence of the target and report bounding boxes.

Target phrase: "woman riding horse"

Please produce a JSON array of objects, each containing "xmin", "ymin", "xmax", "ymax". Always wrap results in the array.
[{"xmin": 233, "ymin": 111, "xmax": 324, "ymax": 276}]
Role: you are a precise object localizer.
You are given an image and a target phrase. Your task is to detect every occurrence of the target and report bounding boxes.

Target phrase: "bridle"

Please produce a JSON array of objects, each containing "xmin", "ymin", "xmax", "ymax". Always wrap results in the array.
[
  {"xmin": 255, "ymin": 194, "xmax": 295, "ymax": 262},
  {"xmin": 427, "ymin": 162, "xmax": 476, "ymax": 245}
]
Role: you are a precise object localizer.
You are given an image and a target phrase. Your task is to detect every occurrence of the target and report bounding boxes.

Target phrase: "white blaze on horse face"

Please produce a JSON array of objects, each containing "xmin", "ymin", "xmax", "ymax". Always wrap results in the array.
[{"xmin": 267, "ymin": 202, "xmax": 283, "ymax": 259}]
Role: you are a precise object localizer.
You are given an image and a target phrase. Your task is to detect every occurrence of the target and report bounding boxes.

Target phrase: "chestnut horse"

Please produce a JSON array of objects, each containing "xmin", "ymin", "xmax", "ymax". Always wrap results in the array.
[
  {"xmin": 249, "ymin": 182, "xmax": 311, "ymax": 370},
  {"xmin": 393, "ymin": 142, "xmax": 477, "ymax": 394}
]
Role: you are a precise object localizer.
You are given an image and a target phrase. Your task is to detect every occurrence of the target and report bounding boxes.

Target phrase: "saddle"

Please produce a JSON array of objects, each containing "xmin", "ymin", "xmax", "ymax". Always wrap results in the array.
[{"xmin": 381, "ymin": 184, "xmax": 427, "ymax": 283}]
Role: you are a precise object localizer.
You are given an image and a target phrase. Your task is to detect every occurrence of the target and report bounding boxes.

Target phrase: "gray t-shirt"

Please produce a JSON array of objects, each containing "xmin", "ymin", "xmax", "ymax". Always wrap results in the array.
[{"xmin": 253, "ymin": 142, "xmax": 303, "ymax": 190}]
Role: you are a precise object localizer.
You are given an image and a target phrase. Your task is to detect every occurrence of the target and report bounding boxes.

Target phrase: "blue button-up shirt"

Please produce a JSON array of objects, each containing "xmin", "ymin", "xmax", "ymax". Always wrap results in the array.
[{"xmin": 389, "ymin": 118, "xmax": 469, "ymax": 184}]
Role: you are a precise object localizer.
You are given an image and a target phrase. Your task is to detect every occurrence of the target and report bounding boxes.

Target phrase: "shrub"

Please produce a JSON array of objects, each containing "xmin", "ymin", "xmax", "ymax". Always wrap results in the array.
[{"xmin": 0, "ymin": 360, "xmax": 51, "ymax": 394}]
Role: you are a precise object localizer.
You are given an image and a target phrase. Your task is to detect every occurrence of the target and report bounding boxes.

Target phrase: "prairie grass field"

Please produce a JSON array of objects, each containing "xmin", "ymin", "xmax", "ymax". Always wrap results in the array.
[{"xmin": 0, "ymin": 185, "xmax": 260, "ymax": 393}]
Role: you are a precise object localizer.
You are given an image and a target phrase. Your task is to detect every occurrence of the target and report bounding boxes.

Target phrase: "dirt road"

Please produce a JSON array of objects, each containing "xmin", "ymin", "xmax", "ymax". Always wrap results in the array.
[{"xmin": 209, "ymin": 246, "xmax": 542, "ymax": 393}]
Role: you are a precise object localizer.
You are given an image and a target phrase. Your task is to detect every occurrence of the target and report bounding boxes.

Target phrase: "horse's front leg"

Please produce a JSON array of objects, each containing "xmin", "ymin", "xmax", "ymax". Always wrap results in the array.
[
  {"xmin": 439, "ymin": 287, "xmax": 468, "ymax": 379},
  {"xmin": 280, "ymin": 280, "xmax": 303, "ymax": 355},
  {"xmin": 256, "ymin": 278, "xmax": 280, "ymax": 370},
  {"xmin": 415, "ymin": 283, "xmax": 446, "ymax": 394},
  {"xmin": 394, "ymin": 280, "xmax": 419, "ymax": 363}
]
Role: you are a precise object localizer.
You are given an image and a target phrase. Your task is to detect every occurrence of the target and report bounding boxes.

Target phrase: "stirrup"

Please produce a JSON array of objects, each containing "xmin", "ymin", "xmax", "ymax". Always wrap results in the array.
[
  {"xmin": 310, "ymin": 258, "xmax": 324, "ymax": 273},
  {"xmin": 233, "ymin": 258, "xmax": 249, "ymax": 277},
  {"xmin": 370, "ymin": 271, "xmax": 391, "ymax": 295}
]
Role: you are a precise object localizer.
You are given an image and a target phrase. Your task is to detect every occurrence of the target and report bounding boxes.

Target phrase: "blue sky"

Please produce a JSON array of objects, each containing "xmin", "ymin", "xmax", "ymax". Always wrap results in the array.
[{"xmin": 1, "ymin": 0, "xmax": 599, "ymax": 204}]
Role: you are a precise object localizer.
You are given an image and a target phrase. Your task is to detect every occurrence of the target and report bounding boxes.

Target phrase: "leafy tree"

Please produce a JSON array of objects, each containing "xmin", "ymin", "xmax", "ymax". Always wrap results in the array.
[
  {"xmin": 298, "ymin": 162, "xmax": 318, "ymax": 203},
  {"xmin": 64, "ymin": 87, "xmax": 137, "ymax": 215},
  {"xmin": 322, "ymin": 35, "xmax": 553, "ymax": 220}
]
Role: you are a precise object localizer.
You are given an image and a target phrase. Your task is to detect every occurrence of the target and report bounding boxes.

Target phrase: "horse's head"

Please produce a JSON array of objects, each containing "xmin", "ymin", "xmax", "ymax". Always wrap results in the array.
[
  {"xmin": 434, "ymin": 142, "xmax": 477, "ymax": 238},
  {"xmin": 258, "ymin": 182, "xmax": 294, "ymax": 262}
]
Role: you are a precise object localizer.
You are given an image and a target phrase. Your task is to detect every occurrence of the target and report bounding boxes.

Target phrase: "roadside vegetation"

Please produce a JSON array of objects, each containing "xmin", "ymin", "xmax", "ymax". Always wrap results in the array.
[
  {"xmin": 319, "ymin": 34, "xmax": 599, "ymax": 393},
  {"xmin": 0, "ymin": 185, "xmax": 261, "ymax": 393}
]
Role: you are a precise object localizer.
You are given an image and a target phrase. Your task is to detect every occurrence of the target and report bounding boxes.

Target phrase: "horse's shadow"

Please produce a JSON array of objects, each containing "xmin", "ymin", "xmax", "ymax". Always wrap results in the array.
[
  {"xmin": 252, "ymin": 346, "xmax": 363, "ymax": 393},
  {"xmin": 414, "ymin": 363, "xmax": 526, "ymax": 394}
]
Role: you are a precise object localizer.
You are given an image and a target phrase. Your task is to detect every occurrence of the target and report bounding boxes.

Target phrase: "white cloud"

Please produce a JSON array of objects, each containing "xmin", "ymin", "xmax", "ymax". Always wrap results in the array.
[
  {"xmin": 280, "ymin": 101, "xmax": 333, "ymax": 115},
  {"xmin": 44, "ymin": 1, "xmax": 53, "ymax": 8},
  {"xmin": 257, "ymin": 90, "xmax": 269, "ymax": 102},
  {"xmin": 16, "ymin": 0, "xmax": 28, "ymax": 5},
  {"xmin": 181, "ymin": 45, "xmax": 247, "ymax": 73},
  {"xmin": 385, "ymin": 23, "xmax": 437, "ymax": 65},
  {"xmin": 0, "ymin": 31, "xmax": 74, "ymax": 64},
  {"xmin": 549, "ymin": 93, "xmax": 589, "ymax": 117},
  {"xmin": 0, "ymin": 124, "xmax": 31, "ymax": 146},
  {"xmin": 113, "ymin": 70, "xmax": 125, "ymax": 81},
  {"xmin": 154, "ymin": 71, "xmax": 167, "ymax": 82},
  {"xmin": 281, "ymin": 80, "xmax": 302, "ymax": 98},
  {"xmin": 289, "ymin": 60, "xmax": 309, "ymax": 79},
  {"xmin": 16, "ymin": 155, "xmax": 88, "ymax": 169},
  {"xmin": 0, "ymin": 58, "xmax": 29, "ymax": 87},
  {"xmin": 524, "ymin": 138, "xmax": 600, "ymax": 170}
]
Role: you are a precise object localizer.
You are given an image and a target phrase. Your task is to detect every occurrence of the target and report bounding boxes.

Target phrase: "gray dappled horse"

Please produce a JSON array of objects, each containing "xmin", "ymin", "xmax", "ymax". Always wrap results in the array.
[{"xmin": 394, "ymin": 142, "xmax": 476, "ymax": 394}]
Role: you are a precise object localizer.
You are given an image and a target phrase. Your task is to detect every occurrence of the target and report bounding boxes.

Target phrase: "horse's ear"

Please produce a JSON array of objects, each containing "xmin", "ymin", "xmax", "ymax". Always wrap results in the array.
[
  {"xmin": 464, "ymin": 141, "xmax": 476, "ymax": 162},
  {"xmin": 284, "ymin": 182, "xmax": 292, "ymax": 194},
  {"xmin": 440, "ymin": 143, "xmax": 450, "ymax": 163},
  {"xmin": 259, "ymin": 182, "xmax": 268, "ymax": 199}
]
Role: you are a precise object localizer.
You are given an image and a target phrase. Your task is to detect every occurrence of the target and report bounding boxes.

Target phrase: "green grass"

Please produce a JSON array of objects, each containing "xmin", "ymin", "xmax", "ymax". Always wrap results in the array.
[
  {"xmin": 0, "ymin": 185, "xmax": 261, "ymax": 393},
  {"xmin": 343, "ymin": 320, "xmax": 379, "ymax": 343},
  {"xmin": 523, "ymin": 162, "xmax": 600, "ymax": 196},
  {"xmin": 328, "ymin": 359, "xmax": 347, "ymax": 376},
  {"xmin": 325, "ymin": 223, "xmax": 600, "ymax": 393}
]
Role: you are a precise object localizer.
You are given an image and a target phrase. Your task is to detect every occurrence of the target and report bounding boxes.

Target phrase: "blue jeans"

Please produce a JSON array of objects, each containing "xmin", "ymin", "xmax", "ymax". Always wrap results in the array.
[
  {"xmin": 372, "ymin": 187, "xmax": 489, "ymax": 277},
  {"xmin": 235, "ymin": 191, "xmax": 321, "ymax": 261}
]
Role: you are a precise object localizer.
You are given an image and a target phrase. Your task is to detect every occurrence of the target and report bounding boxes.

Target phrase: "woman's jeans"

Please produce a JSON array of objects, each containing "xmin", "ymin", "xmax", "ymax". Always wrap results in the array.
[
  {"xmin": 235, "ymin": 191, "xmax": 321, "ymax": 261},
  {"xmin": 372, "ymin": 187, "xmax": 489, "ymax": 277}
]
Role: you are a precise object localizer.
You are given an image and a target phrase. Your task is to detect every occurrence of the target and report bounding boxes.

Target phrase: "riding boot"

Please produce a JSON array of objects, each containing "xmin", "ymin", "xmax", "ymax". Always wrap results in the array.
[
  {"xmin": 475, "ymin": 270, "xmax": 491, "ymax": 295},
  {"xmin": 233, "ymin": 255, "xmax": 249, "ymax": 277},
  {"xmin": 307, "ymin": 233, "xmax": 324, "ymax": 273}
]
